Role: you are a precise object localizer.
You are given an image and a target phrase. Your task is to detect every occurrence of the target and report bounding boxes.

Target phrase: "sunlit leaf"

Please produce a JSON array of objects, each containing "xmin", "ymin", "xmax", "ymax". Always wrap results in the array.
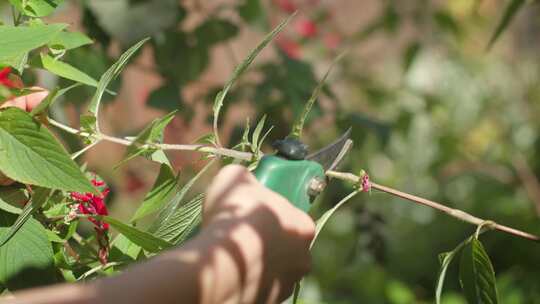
[
  {"xmin": 0, "ymin": 209, "xmax": 56, "ymax": 291},
  {"xmin": 0, "ymin": 23, "xmax": 66, "ymax": 65},
  {"xmin": 88, "ymin": 38, "xmax": 148, "ymax": 131},
  {"xmin": 459, "ymin": 238, "xmax": 499, "ymax": 304},
  {"xmin": 99, "ymin": 216, "xmax": 173, "ymax": 253},
  {"xmin": 8, "ymin": 0, "xmax": 64, "ymax": 17},
  {"xmin": 0, "ymin": 108, "xmax": 96, "ymax": 193},
  {"xmin": 213, "ymin": 12, "xmax": 296, "ymax": 145},
  {"xmin": 130, "ymin": 164, "xmax": 180, "ymax": 222},
  {"xmin": 290, "ymin": 51, "xmax": 345, "ymax": 139},
  {"xmin": 41, "ymin": 54, "xmax": 98, "ymax": 87}
]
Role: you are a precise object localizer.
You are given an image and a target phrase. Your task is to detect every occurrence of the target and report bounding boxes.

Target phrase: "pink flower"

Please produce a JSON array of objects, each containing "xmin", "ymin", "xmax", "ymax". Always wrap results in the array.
[
  {"xmin": 296, "ymin": 18, "xmax": 318, "ymax": 38},
  {"xmin": 273, "ymin": 0, "xmax": 296, "ymax": 13},
  {"xmin": 70, "ymin": 177, "xmax": 110, "ymax": 230},
  {"xmin": 0, "ymin": 67, "xmax": 16, "ymax": 88},
  {"xmin": 278, "ymin": 37, "xmax": 302, "ymax": 59}
]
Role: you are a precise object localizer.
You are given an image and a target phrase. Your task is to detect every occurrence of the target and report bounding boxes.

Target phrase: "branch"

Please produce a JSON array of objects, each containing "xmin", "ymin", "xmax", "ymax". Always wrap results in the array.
[
  {"xmin": 48, "ymin": 116, "xmax": 540, "ymax": 243},
  {"xmin": 326, "ymin": 170, "xmax": 540, "ymax": 243},
  {"xmin": 47, "ymin": 117, "xmax": 253, "ymax": 161}
]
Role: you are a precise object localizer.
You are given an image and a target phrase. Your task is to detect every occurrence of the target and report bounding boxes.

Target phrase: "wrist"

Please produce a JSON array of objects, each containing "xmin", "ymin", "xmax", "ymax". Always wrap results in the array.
[{"xmin": 194, "ymin": 220, "xmax": 264, "ymax": 303}]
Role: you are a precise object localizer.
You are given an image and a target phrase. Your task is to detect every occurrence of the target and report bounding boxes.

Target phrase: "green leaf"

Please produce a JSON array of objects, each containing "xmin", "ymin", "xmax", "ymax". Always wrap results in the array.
[
  {"xmin": 0, "ymin": 108, "xmax": 96, "ymax": 193},
  {"xmin": 8, "ymin": 0, "xmax": 64, "ymax": 17},
  {"xmin": 116, "ymin": 111, "xmax": 177, "ymax": 168},
  {"xmin": 48, "ymin": 31, "xmax": 93, "ymax": 50},
  {"xmin": 0, "ymin": 186, "xmax": 27, "ymax": 215},
  {"xmin": 487, "ymin": 0, "xmax": 525, "ymax": 50},
  {"xmin": 88, "ymin": 38, "xmax": 148, "ymax": 130},
  {"xmin": 29, "ymin": 84, "xmax": 81, "ymax": 117},
  {"xmin": 251, "ymin": 114, "xmax": 266, "ymax": 153},
  {"xmin": 0, "ymin": 23, "xmax": 66, "ymax": 65},
  {"xmin": 150, "ymin": 160, "xmax": 216, "ymax": 235},
  {"xmin": 0, "ymin": 210, "xmax": 56, "ymax": 290},
  {"xmin": 41, "ymin": 54, "xmax": 98, "ymax": 87},
  {"xmin": 99, "ymin": 216, "xmax": 173, "ymax": 253},
  {"xmin": 311, "ymin": 190, "xmax": 359, "ymax": 249},
  {"xmin": 290, "ymin": 51, "xmax": 344, "ymax": 139},
  {"xmin": 459, "ymin": 238, "xmax": 499, "ymax": 304},
  {"xmin": 213, "ymin": 12, "xmax": 296, "ymax": 145},
  {"xmin": 403, "ymin": 41, "xmax": 421, "ymax": 72},
  {"xmin": 130, "ymin": 164, "xmax": 180, "ymax": 222},
  {"xmin": 112, "ymin": 234, "xmax": 142, "ymax": 261},
  {"xmin": 435, "ymin": 237, "xmax": 471, "ymax": 304},
  {"xmin": 0, "ymin": 187, "xmax": 51, "ymax": 248},
  {"xmin": 154, "ymin": 193, "xmax": 204, "ymax": 245}
]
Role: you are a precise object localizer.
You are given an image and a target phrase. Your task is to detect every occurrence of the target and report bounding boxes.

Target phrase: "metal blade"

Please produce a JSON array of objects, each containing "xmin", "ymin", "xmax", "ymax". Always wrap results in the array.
[{"xmin": 306, "ymin": 128, "xmax": 352, "ymax": 171}]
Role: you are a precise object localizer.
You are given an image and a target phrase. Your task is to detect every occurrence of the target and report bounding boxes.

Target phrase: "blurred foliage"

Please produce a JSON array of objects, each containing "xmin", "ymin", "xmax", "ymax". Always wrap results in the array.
[{"xmin": 2, "ymin": 0, "xmax": 540, "ymax": 303}]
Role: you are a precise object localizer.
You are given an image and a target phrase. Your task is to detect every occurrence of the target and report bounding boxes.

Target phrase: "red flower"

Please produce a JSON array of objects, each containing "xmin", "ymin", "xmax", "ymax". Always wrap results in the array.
[
  {"xmin": 277, "ymin": 37, "xmax": 302, "ymax": 59},
  {"xmin": 273, "ymin": 0, "xmax": 296, "ymax": 13},
  {"xmin": 0, "ymin": 67, "xmax": 16, "ymax": 88},
  {"xmin": 70, "ymin": 177, "xmax": 110, "ymax": 230},
  {"xmin": 296, "ymin": 18, "xmax": 318, "ymax": 38}
]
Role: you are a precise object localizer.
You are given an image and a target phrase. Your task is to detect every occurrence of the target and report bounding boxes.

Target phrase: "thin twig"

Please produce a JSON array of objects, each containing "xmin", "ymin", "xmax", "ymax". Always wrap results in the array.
[
  {"xmin": 326, "ymin": 170, "xmax": 540, "ymax": 243},
  {"xmin": 47, "ymin": 117, "xmax": 253, "ymax": 161}
]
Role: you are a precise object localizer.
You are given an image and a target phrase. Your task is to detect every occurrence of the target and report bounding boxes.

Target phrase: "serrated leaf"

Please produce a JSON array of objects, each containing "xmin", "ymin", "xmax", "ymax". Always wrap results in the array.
[
  {"xmin": 459, "ymin": 238, "xmax": 499, "ymax": 304},
  {"xmin": 155, "ymin": 193, "xmax": 204, "ymax": 245},
  {"xmin": 150, "ymin": 160, "xmax": 216, "ymax": 235},
  {"xmin": 112, "ymin": 234, "xmax": 142, "ymax": 261},
  {"xmin": 8, "ymin": 0, "xmax": 64, "ymax": 17},
  {"xmin": 41, "ymin": 54, "xmax": 98, "ymax": 87},
  {"xmin": 0, "ymin": 209, "xmax": 56, "ymax": 290},
  {"xmin": 487, "ymin": 0, "xmax": 526, "ymax": 50},
  {"xmin": 0, "ymin": 108, "xmax": 96, "ymax": 193},
  {"xmin": 213, "ymin": 12, "xmax": 296, "ymax": 145},
  {"xmin": 0, "ymin": 23, "xmax": 66, "ymax": 64},
  {"xmin": 0, "ymin": 187, "xmax": 51, "ymax": 248},
  {"xmin": 49, "ymin": 31, "xmax": 93, "ymax": 50},
  {"xmin": 99, "ymin": 216, "xmax": 173, "ymax": 253},
  {"xmin": 130, "ymin": 164, "xmax": 179, "ymax": 222},
  {"xmin": 88, "ymin": 38, "xmax": 148, "ymax": 131},
  {"xmin": 290, "ymin": 51, "xmax": 344, "ymax": 139},
  {"xmin": 311, "ymin": 190, "xmax": 358, "ymax": 249}
]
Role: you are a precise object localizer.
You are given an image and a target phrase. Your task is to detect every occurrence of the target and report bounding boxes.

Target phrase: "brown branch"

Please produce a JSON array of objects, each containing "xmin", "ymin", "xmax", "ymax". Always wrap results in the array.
[{"xmin": 326, "ymin": 170, "xmax": 540, "ymax": 243}]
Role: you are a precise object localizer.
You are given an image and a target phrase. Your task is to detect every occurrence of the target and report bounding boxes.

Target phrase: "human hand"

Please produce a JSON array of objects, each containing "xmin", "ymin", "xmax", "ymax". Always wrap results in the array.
[
  {"xmin": 0, "ymin": 87, "xmax": 48, "ymax": 185},
  {"xmin": 202, "ymin": 164, "xmax": 315, "ymax": 303}
]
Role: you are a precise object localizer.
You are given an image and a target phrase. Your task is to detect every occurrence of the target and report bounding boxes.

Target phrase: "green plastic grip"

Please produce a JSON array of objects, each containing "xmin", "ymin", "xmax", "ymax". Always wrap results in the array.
[{"xmin": 253, "ymin": 155, "xmax": 325, "ymax": 212}]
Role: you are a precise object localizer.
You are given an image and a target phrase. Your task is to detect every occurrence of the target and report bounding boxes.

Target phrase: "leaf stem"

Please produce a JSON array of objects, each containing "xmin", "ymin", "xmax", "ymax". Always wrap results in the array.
[
  {"xmin": 326, "ymin": 170, "xmax": 540, "ymax": 243},
  {"xmin": 47, "ymin": 117, "xmax": 252, "ymax": 161}
]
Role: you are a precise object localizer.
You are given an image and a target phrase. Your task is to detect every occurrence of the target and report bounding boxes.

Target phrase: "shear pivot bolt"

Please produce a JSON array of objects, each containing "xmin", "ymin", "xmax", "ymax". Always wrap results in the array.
[{"xmin": 308, "ymin": 177, "xmax": 326, "ymax": 196}]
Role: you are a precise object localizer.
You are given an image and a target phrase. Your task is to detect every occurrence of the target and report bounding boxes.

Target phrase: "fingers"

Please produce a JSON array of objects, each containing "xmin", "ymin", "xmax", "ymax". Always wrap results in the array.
[
  {"xmin": 0, "ymin": 88, "xmax": 48, "ymax": 112},
  {"xmin": 25, "ymin": 89, "xmax": 49, "ymax": 111},
  {"xmin": 205, "ymin": 164, "xmax": 257, "ymax": 214}
]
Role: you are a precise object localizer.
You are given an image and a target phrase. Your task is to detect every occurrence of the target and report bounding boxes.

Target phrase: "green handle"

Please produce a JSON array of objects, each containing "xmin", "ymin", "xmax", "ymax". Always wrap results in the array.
[{"xmin": 253, "ymin": 155, "xmax": 325, "ymax": 212}]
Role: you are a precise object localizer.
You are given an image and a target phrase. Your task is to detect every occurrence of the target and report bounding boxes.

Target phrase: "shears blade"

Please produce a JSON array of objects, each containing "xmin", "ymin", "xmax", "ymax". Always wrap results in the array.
[{"xmin": 306, "ymin": 128, "xmax": 352, "ymax": 172}]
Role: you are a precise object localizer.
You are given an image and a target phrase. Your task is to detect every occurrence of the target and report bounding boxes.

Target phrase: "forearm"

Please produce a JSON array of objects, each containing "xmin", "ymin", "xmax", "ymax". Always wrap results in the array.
[{"xmin": 4, "ymin": 222, "xmax": 262, "ymax": 304}]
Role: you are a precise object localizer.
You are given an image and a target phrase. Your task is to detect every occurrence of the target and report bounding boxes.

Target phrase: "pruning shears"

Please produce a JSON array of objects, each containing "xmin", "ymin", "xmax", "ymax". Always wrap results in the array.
[{"xmin": 253, "ymin": 129, "xmax": 352, "ymax": 212}]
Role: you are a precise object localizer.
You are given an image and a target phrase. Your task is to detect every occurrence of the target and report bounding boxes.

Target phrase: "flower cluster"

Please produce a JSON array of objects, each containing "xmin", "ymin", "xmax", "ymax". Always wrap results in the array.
[
  {"xmin": 69, "ymin": 176, "xmax": 111, "ymax": 264},
  {"xmin": 0, "ymin": 67, "xmax": 16, "ymax": 88},
  {"xmin": 273, "ymin": 0, "xmax": 342, "ymax": 59},
  {"xmin": 70, "ymin": 177, "xmax": 110, "ymax": 230}
]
